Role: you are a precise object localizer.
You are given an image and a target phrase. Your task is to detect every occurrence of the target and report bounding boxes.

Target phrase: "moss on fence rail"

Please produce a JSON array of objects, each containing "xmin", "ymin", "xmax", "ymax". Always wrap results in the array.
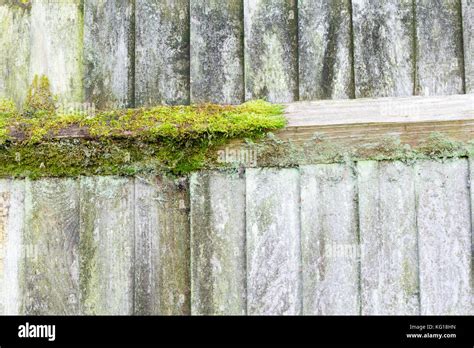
[{"xmin": 0, "ymin": 77, "xmax": 286, "ymax": 177}]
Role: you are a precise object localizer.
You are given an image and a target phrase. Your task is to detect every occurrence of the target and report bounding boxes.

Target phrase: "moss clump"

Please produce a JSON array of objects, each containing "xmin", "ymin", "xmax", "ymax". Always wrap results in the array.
[{"xmin": 0, "ymin": 76, "xmax": 286, "ymax": 177}]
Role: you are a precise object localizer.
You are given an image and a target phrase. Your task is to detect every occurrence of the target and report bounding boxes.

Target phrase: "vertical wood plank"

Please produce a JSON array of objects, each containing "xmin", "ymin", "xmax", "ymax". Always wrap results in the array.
[
  {"xmin": 135, "ymin": 0, "xmax": 190, "ymax": 106},
  {"xmin": 246, "ymin": 168, "xmax": 301, "ymax": 315},
  {"xmin": 190, "ymin": 171, "xmax": 246, "ymax": 315},
  {"xmin": 23, "ymin": 179, "xmax": 80, "ymax": 315},
  {"xmin": 84, "ymin": 0, "xmax": 134, "ymax": 109},
  {"xmin": 358, "ymin": 161, "xmax": 419, "ymax": 315},
  {"xmin": 0, "ymin": 180, "xmax": 24, "ymax": 315},
  {"xmin": 190, "ymin": 0, "xmax": 244, "ymax": 104},
  {"xmin": 462, "ymin": 0, "xmax": 473, "ymax": 93},
  {"xmin": 416, "ymin": 159, "xmax": 472, "ymax": 314},
  {"xmin": 30, "ymin": 0, "xmax": 83, "ymax": 103},
  {"xmin": 298, "ymin": 0, "xmax": 353, "ymax": 100},
  {"xmin": 300, "ymin": 164, "xmax": 359, "ymax": 315},
  {"xmin": 80, "ymin": 177, "xmax": 134, "ymax": 315},
  {"xmin": 244, "ymin": 0, "xmax": 298, "ymax": 103},
  {"xmin": 415, "ymin": 0, "xmax": 464, "ymax": 95},
  {"xmin": 0, "ymin": 2, "xmax": 30, "ymax": 107},
  {"xmin": 352, "ymin": 0, "xmax": 414, "ymax": 98},
  {"xmin": 470, "ymin": 157, "xmax": 474, "ymax": 301},
  {"xmin": 134, "ymin": 176, "xmax": 190, "ymax": 315}
]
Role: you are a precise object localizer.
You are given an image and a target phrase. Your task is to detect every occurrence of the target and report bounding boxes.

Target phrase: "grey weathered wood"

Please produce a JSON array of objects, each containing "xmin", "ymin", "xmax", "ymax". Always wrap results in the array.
[
  {"xmin": 470, "ymin": 157, "xmax": 474, "ymax": 298},
  {"xmin": 0, "ymin": 180, "xmax": 24, "ymax": 315},
  {"xmin": 84, "ymin": 0, "xmax": 134, "ymax": 109},
  {"xmin": 190, "ymin": 171, "xmax": 246, "ymax": 315},
  {"xmin": 358, "ymin": 161, "xmax": 419, "ymax": 315},
  {"xmin": 134, "ymin": 176, "xmax": 190, "ymax": 315},
  {"xmin": 415, "ymin": 0, "xmax": 464, "ymax": 95},
  {"xmin": 300, "ymin": 164, "xmax": 359, "ymax": 315},
  {"xmin": 462, "ymin": 0, "xmax": 474, "ymax": 93},
  {"xmin": 0, "ymin": 2, "xmax": 30, "ymax": 107},
  {"xmin": 29, "ymin": 0, "xmax": 83, "ymax": 103},
  {"xmin": 298, "ymin": 0, "xmax": 353, "ymax": 100},
  {"xmin": 244, "ymin": 0, "xmax": 298, "ymax": 102},
  {"xmin": 416, "ymin": 159, "xmax": 472, "ymax": 314},
  {"xmin": 23, "ymin": 178, "xmax": 80, "ymax": 315},
  {"xmin": 190, "ymin": 0, "xmax": 244, "ymax": 104},
  {"xmin": 80, "ymin": 177, "xmax": 134, "ymax": 315},
  {"xmin": 246, "ymin": 168, "xmax": 301, "ymax": 315},
  {"xmin": 135, "ymin": 0, "xmax": 190, "ymax": 106},
  {"xmin": 352, "ymin": 0, "xmax": 414, "ymax": 98}
]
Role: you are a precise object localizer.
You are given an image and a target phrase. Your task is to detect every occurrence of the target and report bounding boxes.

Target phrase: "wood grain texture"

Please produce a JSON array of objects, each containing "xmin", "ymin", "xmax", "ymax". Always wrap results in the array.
[
  {"xmin": 276, "ymin": 94, "xmax": 474, "ymax": 146},
  {"xmin": 135, "ymin": 0, "xmax": 190, "ymax": 106},
  {"xmin": 470, "ymin": 157, "xmax": 474, "ymax": 304},
  {"xmin": 23, "ymin": 178, "xmax": 80, "ymax": 315},
  {"xmin": 190, "ymin": 171, "xmax": 246, "ymax": 315},
  {"xmin": 0, "ymin": 3, "xmax": 30, "ymax": 107},
  {"xmin": 298, "ymin": 0, "xmax": 353, "ymax": 100},
  {"xmin": 352, "ymin": 0, "xmax": 414, "ymax": 97},
  {"xmin": 358, "ymin": 161, "xmax": 419, "ymax": 315},
  {"xmin": 29, "ymin": 0, "xmax": 83, "ymax": 103},
  {"xmin": 80, "ymin": 176, "xmax": 134, "ymax": 315},
  {"xmin": 246, "ymin": 168, "xmax": 301, "ymax": 315},
  {"xmin": 244, "ymin": 0, "xmax": 298, "ymax": 102},
  {"xmin": 462, "ymin": 0, "xmax": 473, "ymax": 93},
  {"xmin": 0, "ymin": 179, "xmax": 24, "ymax": 315},
  {"xmin": 415, "ymin": 0, "xmax": 464, "ymax": 95},
  {"xmin": 300, "ymin": 164, "xmax": 359, "ymax": 315},
  {"xmin": 190, "ymin": 0, "xmax": 244, "ymax": 104},
  {"xmin": 416, "ymin": 159, "xmax": 472, "ymax": 314},
  {"xmin": 84, "ymin": 0, "xmax": 134, "ymax": 108},
  {"xmin": 134, "ymin": 176, "xmax": 190, "ymax": 315}
]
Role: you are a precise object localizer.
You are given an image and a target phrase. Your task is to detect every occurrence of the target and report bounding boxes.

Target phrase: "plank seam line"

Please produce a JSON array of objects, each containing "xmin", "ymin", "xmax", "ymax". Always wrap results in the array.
[{"xmin": 458, "ymin": 0, "xmax": 467, "ymax": 94}]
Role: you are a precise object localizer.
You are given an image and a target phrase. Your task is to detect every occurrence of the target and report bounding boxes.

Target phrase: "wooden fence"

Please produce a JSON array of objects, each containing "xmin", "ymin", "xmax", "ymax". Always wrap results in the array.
[
  {"xmin": 0, "ymin": 158, "xmax": 472, "ymax": 315},
  {"xmin": 0, "ymin": 0, "xmax": 472, "ymax": 108}
]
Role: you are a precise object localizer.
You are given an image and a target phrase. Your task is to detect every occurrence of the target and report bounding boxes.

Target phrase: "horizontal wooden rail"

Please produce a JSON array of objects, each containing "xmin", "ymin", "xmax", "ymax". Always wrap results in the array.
[
  {"xmin": 276, "ymin": 94, "xmax": 473, "ymax": 146},
  {"xmin": 6, "ymin": 94, "xmax": 474, "ymax": 148}
]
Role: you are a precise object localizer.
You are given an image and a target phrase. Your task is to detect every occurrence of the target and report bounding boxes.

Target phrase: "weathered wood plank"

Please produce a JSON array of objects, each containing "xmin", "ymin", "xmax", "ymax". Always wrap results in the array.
[
  {"xmin": 301, "ymin": 164, "xmax": 359, "ymax": 315},
  {"xmin": 284, "ymin": 94, "xmax": 473, "ymax": 126},
  {"xmin": 134, "ymin": 176, "xmax": 190, "ymax": 315},
  {"xmin": 352, "ymin": 0, "xmax": 414, "ymax": 98},
  {"xmin": 246, "ymin": 168, "xmax": 301, "ymax": 315},
  {"xmin": 84, "ymin": 0, "xmax": 134, "ymax": 109},
  {"xmin": 135, "ymin": 0, "xmax": 190, "ymax": 106},
  {"xmin": 462, "ymin": 0, "xmax": 474, "ymax": 93},
  {"xmin": 29, "ymin": 0, "xmax": 83, "ymax": 103},
  {"xmin": 298, "ymin": 0, "xmax": 353, "ymax": 100},
  {"xmin": 0, "ymin": 2, "xmax": 30, "ymax": 107},
  {"xmin": 0, "ymin": 180, "xmax": 24, "ymax": 315},
  {"xmin": 80, "ymin": 176, "xmax": 134, "ymax": 315},
  {"xmin": 244, "ymin": 0, "xmax": 298, "ymax": 102},
  {"xmin": 470, "ymin": 157, "xmax": 474, "ymax": 301},
  {"xmin": 190, "ymin": 171, "xmax": 246, "ymax": 315},
  {"xmin": 190, "ymin": 0, "xmax": 243, "ymax": 104},
  {"xmin": 358, "ymin": 161, "xmax": 419, "ymax": 315},
  {"xmin": 23, "ymin": 178, "xmax": 80, "ymax": 315},
  {"xmin": 416, "ymin": 159, "xmax": 472, "ymax": 314},
  {"xmin": 415, "ymin": 0, "xmax": 464, "ymax": 95}
]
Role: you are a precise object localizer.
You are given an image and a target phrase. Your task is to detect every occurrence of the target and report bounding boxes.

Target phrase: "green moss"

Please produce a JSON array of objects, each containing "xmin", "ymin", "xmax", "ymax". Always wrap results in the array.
[{"xmin": 0, "ymin": 77, "xmax": 286, "ymax": 177}]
